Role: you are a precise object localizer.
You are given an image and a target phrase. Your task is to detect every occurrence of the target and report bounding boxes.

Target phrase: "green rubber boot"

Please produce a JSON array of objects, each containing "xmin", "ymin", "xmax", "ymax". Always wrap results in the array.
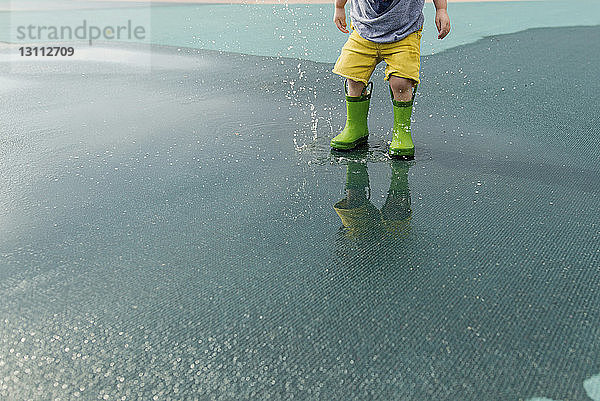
[
  {"xmin": 331, "ymin": 81, "xmax": 373, "ymax": 151},
  {"xmin": 389, "ymin": 85, "xmax": 417, "ymax": 159}
]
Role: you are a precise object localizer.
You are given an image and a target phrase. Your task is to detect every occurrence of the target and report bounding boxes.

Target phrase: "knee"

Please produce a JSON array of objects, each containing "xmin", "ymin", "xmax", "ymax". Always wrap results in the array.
[
  {"xmin": 389, "ymin": 76, "xmax": 414, "ymax": 94},
  {"xmin": 346, "ymin": 79, "xmax": 366, "ymax": 97}
]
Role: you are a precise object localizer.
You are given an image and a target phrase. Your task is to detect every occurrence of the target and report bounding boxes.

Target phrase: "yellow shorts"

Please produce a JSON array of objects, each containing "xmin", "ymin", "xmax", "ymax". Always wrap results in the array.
[{"xmin": 332, "ymin": 29, "xmax": 422, "ymax": 85}]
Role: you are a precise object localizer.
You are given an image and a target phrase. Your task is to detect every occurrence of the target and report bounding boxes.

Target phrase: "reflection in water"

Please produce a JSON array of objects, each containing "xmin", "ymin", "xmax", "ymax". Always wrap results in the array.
[
  {"xmin": 330, "ymin": 153, "xmax": 600, "ymax": 401},
  {"xmin": 333, "ymin": 156, "xmax": 413, "ymax": 243}
]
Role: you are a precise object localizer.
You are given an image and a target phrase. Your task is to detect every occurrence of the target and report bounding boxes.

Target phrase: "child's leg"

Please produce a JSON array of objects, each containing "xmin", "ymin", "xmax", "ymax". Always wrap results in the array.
[
  {"xmin": 380, "ymin": 30, "xmax": 421, "ymax": 158},
  {"xmin": 331, "ymin": 31, "xmax": 379, "ymax": 150},
  {"xmin": 389, "ymin": 86, "xmax": 416, "ymax": 159},
  {"xmin": 347, "ymin": 79, "xmax": 366, "ymax": 97},
  {"xmin": 389, "ymin": 75, "xmax": 416, "ymax": 102},
  {"xmin": 329, "ymin": 80, "xmax": 373, "ymax": 150}
]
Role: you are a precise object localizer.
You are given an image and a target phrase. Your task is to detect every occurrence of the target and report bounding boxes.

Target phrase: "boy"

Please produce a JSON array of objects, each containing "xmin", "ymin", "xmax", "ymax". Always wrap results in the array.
[{"xmin": 330, "ymin": 0, "xmax": 451, "ymax": 158}]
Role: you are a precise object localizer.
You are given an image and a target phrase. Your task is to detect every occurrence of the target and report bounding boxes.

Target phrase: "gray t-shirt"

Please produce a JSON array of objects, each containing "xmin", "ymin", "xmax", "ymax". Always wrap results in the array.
[{"xmin": 350, "ymin": 0, "xmax": 425, "ymax": 43}]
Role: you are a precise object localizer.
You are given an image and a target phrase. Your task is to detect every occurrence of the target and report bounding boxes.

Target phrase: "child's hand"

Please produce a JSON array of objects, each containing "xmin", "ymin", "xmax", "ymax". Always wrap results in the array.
[
  {"xmin": 435, "ymin": 9, "xmax": 451, "ymax": 39},
  {"xmin": 334, "ymin": 7, "xmax": 349, "ymax": 34}
]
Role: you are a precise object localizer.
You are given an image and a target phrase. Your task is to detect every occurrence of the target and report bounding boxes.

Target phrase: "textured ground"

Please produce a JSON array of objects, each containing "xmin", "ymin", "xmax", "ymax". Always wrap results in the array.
[{"xmin": 1, "ymin": 26, "xmax": 599, "ymax": 400}]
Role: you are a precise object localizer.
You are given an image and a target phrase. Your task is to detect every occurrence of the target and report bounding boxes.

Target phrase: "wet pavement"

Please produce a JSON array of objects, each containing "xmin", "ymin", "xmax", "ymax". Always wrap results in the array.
[{"xmin": 1, "ymin": 26, "xmax": 600, "ymax": 400}]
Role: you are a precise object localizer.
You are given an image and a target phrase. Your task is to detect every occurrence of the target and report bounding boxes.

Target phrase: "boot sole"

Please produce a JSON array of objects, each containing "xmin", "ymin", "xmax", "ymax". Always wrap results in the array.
[
  {"xmin": 330, "ymin": 136, "xmax": 368, "ymax": 151},
  {"xmin": 389, "ymin": 148, "xmax": 415, "ymax": 160}
]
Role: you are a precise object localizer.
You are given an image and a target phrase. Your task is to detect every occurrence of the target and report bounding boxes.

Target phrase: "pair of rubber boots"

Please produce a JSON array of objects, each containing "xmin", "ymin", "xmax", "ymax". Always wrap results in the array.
[{"xmin": 330, "ymin": 81, "xmax": 415, "ymax": 159}]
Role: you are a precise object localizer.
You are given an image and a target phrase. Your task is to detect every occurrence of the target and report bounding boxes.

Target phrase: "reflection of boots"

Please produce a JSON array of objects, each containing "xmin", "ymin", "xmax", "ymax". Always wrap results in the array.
[
  {"xmin": 389, "ymin": 86, "xmax": 416, "ymax": 159},
  {"xmin": 381, "ymin": 161, "xmax": 412, "ymax": 236},
  {"xmin": 334, "ymin": 162, "xmax": 381, "ymax": 238},
  {"xmin": 344, "ymin": 161, "xmax": 369, "ymax": 207},
  {"xmin": 331, "ymin": 82, "xmax": 373, "ymax": 151}
]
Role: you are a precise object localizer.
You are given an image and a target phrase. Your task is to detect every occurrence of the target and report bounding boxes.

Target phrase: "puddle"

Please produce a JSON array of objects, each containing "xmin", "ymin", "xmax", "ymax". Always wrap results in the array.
[{"xmin": 0, "ymin": 21, "xmax": 599, "ymax": 401}]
